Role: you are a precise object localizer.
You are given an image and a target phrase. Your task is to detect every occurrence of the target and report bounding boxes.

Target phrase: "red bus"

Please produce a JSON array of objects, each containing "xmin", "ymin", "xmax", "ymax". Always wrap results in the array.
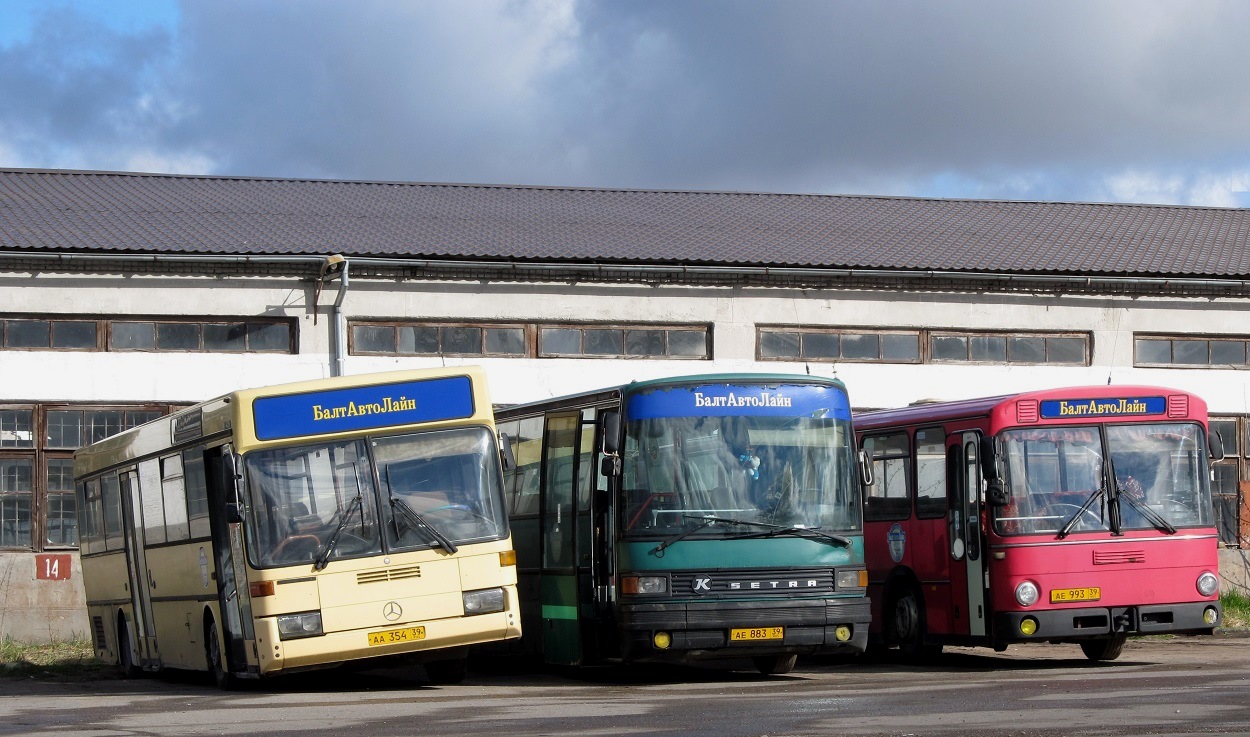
[{"xmin": 855, "ymin": 385, "xmax": 1224, "ymax": 661}]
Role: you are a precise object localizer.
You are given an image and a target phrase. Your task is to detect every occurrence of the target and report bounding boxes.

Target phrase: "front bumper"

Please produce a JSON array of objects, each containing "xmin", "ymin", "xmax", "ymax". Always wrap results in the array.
[
  {"xmin": 618, "ymin": 597, "xmax": 870, "ymax": 662},
  {"xmin": 994, "ymin": 601, "xmax": 1221, "ymax": 643}
]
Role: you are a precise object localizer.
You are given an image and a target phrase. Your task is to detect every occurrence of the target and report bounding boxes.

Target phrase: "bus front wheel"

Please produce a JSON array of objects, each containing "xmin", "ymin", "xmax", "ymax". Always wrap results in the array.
[
  {"xmin": 424, "ymin": 657, "xmax": 468, "ymax": 685},
  {"xmin": 205, "ymin": 619, "xmax": 239, "ymax": 690},
  {"xmin": 752, "ymin": 653, "xmax": 797, "ymax": 675},
  {"xmin": 891, "ymin": 587, "xmax": 941, "ymax": 660},
  {"xmin": 1079, "ymin": 634, "xmax": 1126, "ymax": 662},
  {"xmin": 117, "ymin": 616, "xmax": 139, "ymax": 678}
]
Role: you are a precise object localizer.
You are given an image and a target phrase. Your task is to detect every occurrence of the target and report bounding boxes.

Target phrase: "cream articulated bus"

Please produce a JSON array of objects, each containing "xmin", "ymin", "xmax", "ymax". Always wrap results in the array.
[{"xmin": 74, "ymin": 367, "xmax": 520, "ymax": 689}]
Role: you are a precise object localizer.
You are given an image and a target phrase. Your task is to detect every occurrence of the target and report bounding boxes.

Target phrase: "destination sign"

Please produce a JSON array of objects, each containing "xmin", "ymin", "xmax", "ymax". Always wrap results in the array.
[
  {"xmin": 627, "ymin": 383, "xmax": 851, "ymax": 420},
  {"xmin": 1038, "ymin": 396, "xmax": 1166, "ymax": 419},
  {"xmin": 252, "ymin": 375, "xmax": 475, "ymax": 441}
]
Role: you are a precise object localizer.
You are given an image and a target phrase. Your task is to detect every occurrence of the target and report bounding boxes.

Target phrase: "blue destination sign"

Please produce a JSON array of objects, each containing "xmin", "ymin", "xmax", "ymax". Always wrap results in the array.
[
  {"xmin": 1038, "ymin": 396, "xmax": 1167, "ymax": 420},
  {"xmin": 252, "ymin": 375, "xmax": 475, "ymax": 441},
  {"xmin": 627, "ymin": 383, "xmax": 851, "ymax": 420}
]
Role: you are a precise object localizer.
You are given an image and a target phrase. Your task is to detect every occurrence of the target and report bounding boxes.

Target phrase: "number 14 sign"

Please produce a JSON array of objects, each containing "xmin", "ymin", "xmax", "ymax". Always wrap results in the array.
[{"xmin": 35, "ymin": 554, "xmax": 72, "ymax": 581}]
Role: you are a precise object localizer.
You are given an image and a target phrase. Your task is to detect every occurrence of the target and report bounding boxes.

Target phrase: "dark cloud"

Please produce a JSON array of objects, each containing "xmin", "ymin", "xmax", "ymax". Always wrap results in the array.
[{"xmin": 2, "ymin": 0, "xmax": 1249, "ymax": 205}]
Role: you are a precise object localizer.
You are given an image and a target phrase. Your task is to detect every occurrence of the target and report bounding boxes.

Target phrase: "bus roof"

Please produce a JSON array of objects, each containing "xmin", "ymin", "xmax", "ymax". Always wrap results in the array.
[
  {"xmin": 854, "ymin": 384, "xmax": 1207, "ymax": 432},
  {"xmin": 74, "ymin": 366, "xmax": 492, "ymax": 478},
  {"xmin": 495, "ymin": 372, "xmax": 849, "ymax": 419}
]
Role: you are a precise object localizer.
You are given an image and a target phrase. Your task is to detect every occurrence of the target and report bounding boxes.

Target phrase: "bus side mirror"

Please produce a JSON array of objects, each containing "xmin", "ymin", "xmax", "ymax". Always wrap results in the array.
[
  {"xmin": 979, "ymin": 436, "xmax": 1001, "ymax": 483},
  {"xmin": 498, "ymin": 431, "xmax": 516, "ymax": 471},
  {"xmin": 858, "ymin": 449, "xmax": 875, "ymax": 487},
  {"xmin": 600, "ymin": 455, "xmax": 621, "ymax": 478},
  {"xmin": 600, "ymin": 411, "xmax": 621, "ymax": 455},
  {"xmin": 987, "ymin": 480, "xmax": 1010, "ymax": 507},
  {"xmin": 1209, "ymin": 430, "xmax": 1226, "ymax": 463}
]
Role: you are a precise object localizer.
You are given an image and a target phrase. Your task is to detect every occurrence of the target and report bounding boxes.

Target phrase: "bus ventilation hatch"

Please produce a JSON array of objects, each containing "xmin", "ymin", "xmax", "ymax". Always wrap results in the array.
[
  {"xmin": 1016, "ymin": 400, "xmax": 1039, "ymax": 424},
  {"xmin": 358, "ymin": 566, "xmax": 422, "ymax": 585},
  {"xmin": 91, "ymin": 616, "xmax": 107, "ymax": 650},
  {"xmin": 1167, "ymin": 395, "xmax": 1188, "ymax": 418},
  {"xmin": 1093, "ymin": 549, "xmax": 1146, "ymax": 565}
]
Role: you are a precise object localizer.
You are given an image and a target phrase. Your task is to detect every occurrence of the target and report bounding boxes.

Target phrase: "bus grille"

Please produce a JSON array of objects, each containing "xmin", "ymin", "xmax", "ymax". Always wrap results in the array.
[
  {"xmin": 91, "ymin": 616, "xmax": 107, "ymax": 650},
  {"xmin": 357, "ymin": 565, "xmax": 422, "ymax": 584},
  {"xmin": 1093, "ymin": 549, "xmax": 1146, "ymax": 565},
  {"xmin": 670, "ymin": 568, "xmax": 836, "ymax": 597}
]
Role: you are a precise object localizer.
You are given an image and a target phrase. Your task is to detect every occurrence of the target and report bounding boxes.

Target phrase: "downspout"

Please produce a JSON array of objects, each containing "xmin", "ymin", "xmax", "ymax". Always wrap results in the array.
[{"xmin": 319, "ymin": 255, "xmax": 349, "ymax": 377}]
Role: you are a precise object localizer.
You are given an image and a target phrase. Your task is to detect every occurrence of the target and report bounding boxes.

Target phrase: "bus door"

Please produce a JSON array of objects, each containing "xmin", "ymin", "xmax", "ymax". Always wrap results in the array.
[
  {"xmin": 540, "ymin": 413, "xmax": 584, "ymax": 665},
  {"xmin": 119, "ymin": 469, "xmax": 160, "ymax": 670},
  {"xmin": 947, "ymin": 432, "xmax": 987, "ymax": 637},
  {"xmin": 205, "ymin": 445, "xmax": 255, "ymax": 673}
]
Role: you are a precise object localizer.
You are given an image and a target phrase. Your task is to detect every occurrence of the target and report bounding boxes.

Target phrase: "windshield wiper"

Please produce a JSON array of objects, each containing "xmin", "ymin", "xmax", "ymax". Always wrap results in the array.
[
  {"xmin": 384, "ymin": 466, "xmax": 459, "ymax": 554},
  {"xmin": 1118, "ymin": 487, "xmax": 1177, "ymax": 535},
  {"xmin": 724, "ymin": 523, "xmax": 852, "ymax": 547},
  {"xmin": 1056, "ymin": 487, "xmax": 1105, "ymax": 540},
  {"xmin": 314, "ymin": 494, "xmax": 362, "ymax": 571},
  {"xmin": 650, "ymin": 514, "xmax": 851, "ymax": 556}
]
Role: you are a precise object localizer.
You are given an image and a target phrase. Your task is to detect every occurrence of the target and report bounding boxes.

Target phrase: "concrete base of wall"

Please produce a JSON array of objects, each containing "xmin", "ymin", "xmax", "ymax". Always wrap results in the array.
[
  {"xmin": 0, "ymin": 552, "xmax": 90, "ymax": 644},
  {"xmin": 1220, "ymin": 548, "xmax": 1250, "ymax": 598}
]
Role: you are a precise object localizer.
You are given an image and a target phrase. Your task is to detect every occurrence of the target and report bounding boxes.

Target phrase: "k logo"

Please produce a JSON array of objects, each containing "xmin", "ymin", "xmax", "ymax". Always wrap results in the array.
[{"xmin": 692, "ymin": 576, "xmax": 712, "ymax": 593}]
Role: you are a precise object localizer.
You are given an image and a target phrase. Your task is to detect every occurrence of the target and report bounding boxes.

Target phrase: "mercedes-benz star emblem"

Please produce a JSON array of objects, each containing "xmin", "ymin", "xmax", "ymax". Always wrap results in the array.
[{"xmin": 383, "ymin": 601, "xmax": 403, "ymax": 621}]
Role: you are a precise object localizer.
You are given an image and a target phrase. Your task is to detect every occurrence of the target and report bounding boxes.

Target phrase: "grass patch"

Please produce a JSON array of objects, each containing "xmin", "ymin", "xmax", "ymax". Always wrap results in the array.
[
  {"xmin": 0, "ymin": 637, "xmax": 112, "ymax": 679},
  {"xmin": 1223, "ymin": 590, "xmax": 1250, "ymax": 629}
]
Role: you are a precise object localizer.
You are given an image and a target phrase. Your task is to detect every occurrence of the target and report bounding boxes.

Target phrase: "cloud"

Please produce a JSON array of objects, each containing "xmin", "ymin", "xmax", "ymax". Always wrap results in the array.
[{"xmin": 2, "ymin": 0, "xmax": 1249, "ymax": 206}]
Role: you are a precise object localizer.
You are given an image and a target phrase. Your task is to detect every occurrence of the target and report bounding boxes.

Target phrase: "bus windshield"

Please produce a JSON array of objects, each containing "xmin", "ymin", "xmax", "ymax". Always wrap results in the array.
[
  {"xmin": 621, "ymin": 414, "xmax": 860, "ymax": 538},
  {"xmin": 995, "ymin": 423, "xmax": 1212, "ymax": 536},
  {"xmin": 244, "ymin": 426, "xmax": 507, "ymax": 568}
]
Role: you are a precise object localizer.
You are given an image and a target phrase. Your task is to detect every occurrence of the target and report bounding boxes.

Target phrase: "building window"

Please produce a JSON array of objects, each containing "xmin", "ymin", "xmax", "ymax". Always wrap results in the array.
[
  {"xmin": 1210, "ymin": 416, "xmax": 1246, "ymax": 548},
  {"xmin": 758, "ymin": 327, "xmax": 1088, "ymax": 366},
  {"xmin": 928, "ymin": 332, "xmax": 1087, "ymax": 365},
  {"xmin": 759, "ymin": 328, "xmax": 920, "ymax": 362},
  {"xmin": 0, "ymin": 316, "xmax": 293, "ymax": 353},
  {"xmin": 0, "ymin": 403, "xmax": 178, "ymax": 551},
  {"xmin": 1135, "ymin": 336, "xmax": 1250, "ymax": 368},
  {"xmin": 350, "ymin": 321, "xmax": 711, "ymax": 359}
]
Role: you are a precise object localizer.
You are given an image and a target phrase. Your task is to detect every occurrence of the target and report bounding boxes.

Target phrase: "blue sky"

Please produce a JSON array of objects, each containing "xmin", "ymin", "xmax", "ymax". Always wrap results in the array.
[{"xmin": 2, "ymin": 0, "xmax": 1249, "ymax": 207}]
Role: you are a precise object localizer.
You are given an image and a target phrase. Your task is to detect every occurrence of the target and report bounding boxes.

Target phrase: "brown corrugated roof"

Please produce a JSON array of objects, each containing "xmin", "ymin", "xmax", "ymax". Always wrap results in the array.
[{"xmin": 2, "ymin": 168, "xmax": 1250, "ymax": 277}]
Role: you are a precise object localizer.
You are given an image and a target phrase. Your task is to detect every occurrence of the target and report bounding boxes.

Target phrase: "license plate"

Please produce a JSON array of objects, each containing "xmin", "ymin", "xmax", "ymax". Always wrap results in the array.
[
  {"xmin": 1050, "ymin": 587, "xmax": 1101, "ymax": 603},
  {"xmin": 730, "ymin": 626, "xmax": 784, "ymax": 642},
  {"xmin": 367, "ymin": 625, "xmax": 426, "ymax": 646}
]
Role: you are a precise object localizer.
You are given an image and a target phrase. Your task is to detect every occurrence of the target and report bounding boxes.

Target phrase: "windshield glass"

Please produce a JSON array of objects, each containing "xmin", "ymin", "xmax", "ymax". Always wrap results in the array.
[
  {"xmin": 994, "ymin": 423, "xmax": 1212, "ymax": 535},
  {"xmin": 621, "ymin": 383, "xmax": 860, "ymax": 539},
  {"xmin": 244, "ymin": 439, "xmax": 381, "ymax": 568},
  {"xmin": 374, "ymin": 426, "xmax": 508, "ymax": 549},
  {"xmin": 243, "ymin": 426, "xmax": 507, "ymax": 568}
]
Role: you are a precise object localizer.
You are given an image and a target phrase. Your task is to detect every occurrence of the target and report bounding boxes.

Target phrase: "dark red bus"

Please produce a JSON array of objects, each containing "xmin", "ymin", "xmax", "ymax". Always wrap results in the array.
[{"xmin": 855, "ymin": 385, "xmax": 1224, "ymax": 661}]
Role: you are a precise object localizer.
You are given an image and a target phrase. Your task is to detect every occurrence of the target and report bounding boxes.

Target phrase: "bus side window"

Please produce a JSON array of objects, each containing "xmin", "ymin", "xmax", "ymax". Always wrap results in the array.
[{"xmin": 862, "ymin": 432, "xmax": 911, "ymax": 521}]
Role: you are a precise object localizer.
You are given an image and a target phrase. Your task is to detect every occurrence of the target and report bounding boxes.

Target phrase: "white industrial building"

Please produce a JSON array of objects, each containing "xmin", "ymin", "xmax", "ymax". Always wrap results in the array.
[{"xmin": 1, "ymin": 169, "xmax": 1248, "ymax": 641}]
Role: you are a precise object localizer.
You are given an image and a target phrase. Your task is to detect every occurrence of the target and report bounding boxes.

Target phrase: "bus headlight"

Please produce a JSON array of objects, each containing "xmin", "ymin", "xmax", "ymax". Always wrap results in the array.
[
  {"xmin": 1015, "ymin": 580, "xmax": 1040, "ymax": 607},
  {"xmin": 463, "ymin": 587, "xmax": 506, "ymax": 615},
  {"xmin": 621, "ymin": 575, "xmax": 668, "ymax": 595},
  {"xmin": 1196, "ymin": 572, "xmax": 1219, "ymax": 597},
  {"xmin": 276, "ymin": 611, "xmax": 324, "ymax": 640},
  {"xmin": 836, "ymin": 569, "xmax": 868, "ymax": 590}
]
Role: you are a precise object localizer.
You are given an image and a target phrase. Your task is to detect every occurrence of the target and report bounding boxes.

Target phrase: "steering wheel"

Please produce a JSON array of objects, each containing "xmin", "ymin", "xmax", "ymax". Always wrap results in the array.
[
  {"xmin": 1048, "ymin": 503, "xmax": 1104, "ymax": 530},
  {"xmin": 272, "ymin": 534, "xmax": 321, "ymax": 561}
]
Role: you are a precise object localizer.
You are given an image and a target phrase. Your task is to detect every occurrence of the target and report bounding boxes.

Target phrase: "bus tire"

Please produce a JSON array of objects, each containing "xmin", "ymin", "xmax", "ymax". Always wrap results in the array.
[
  {"xmin": 891, "ymin": 586, "xmax": 941, "ymax": 660},
  {"xmin": 117, "ymin": 615, "xmax": 140, "ymax": 678},
  {"xmin": 424, "ymin": 657, "xmax": 468, "ymax": 685},
  {"xmin": 1079, "ymin": 634, "xmax": 1126, "ymax": 662},
  {"xmin": 205, "ymin": 618, "xmax": 239, "ymax": 691},
  {"xmin": 752, "ymin": 653, "xmax": 798, "ymax": 675}
]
